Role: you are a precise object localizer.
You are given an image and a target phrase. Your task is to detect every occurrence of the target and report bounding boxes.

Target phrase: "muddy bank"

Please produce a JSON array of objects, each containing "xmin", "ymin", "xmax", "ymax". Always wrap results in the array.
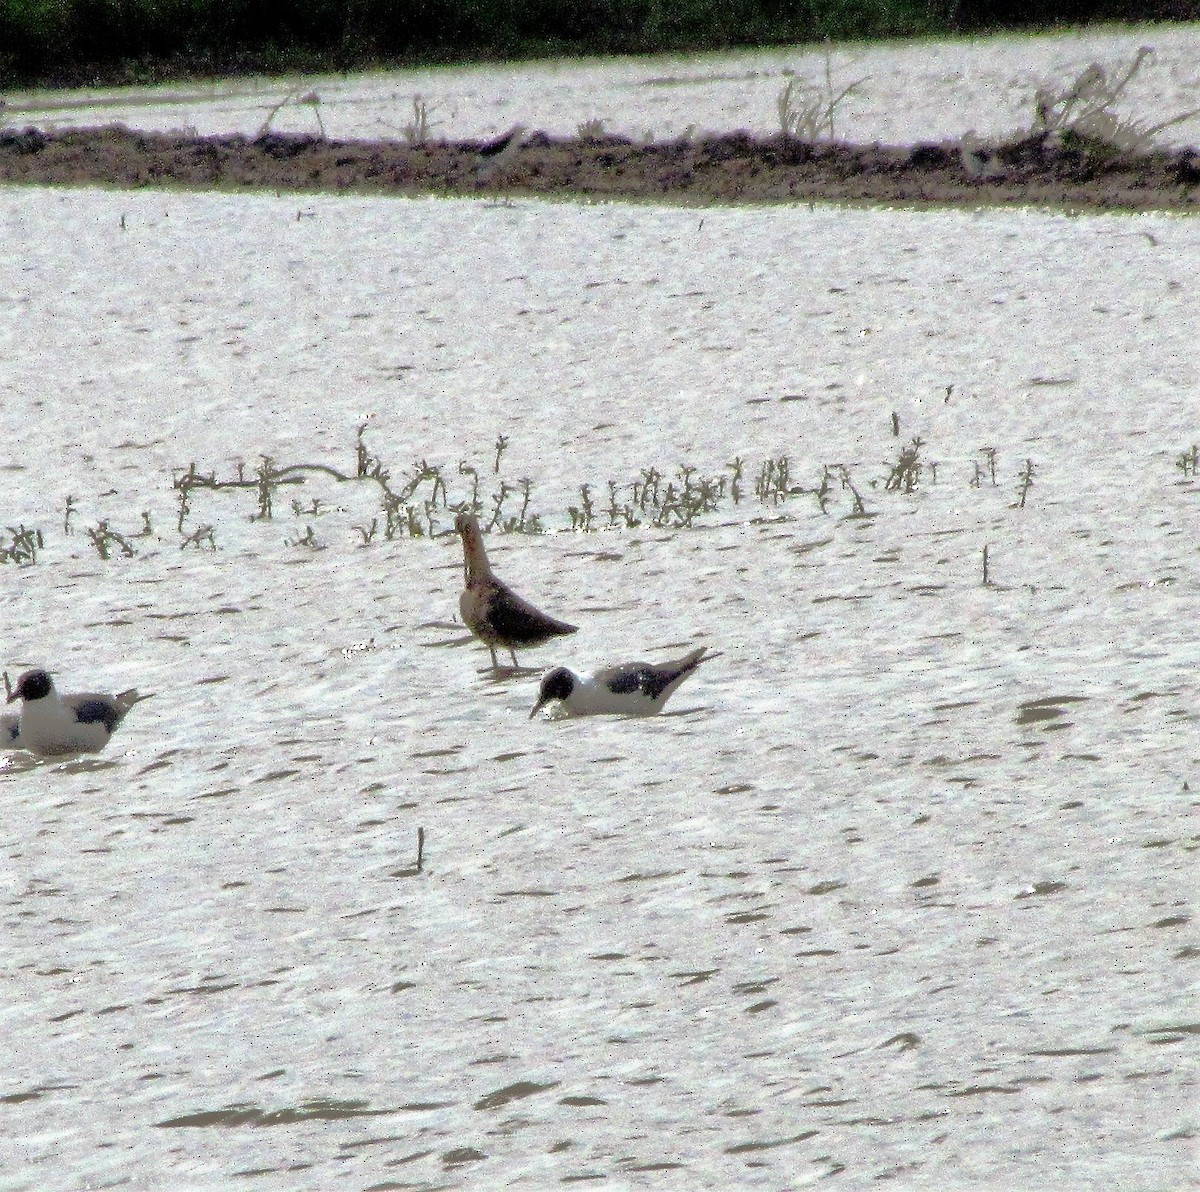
[{"xmin": 1, "ymin": 124, "xmax": 1198, "ymax": 211}]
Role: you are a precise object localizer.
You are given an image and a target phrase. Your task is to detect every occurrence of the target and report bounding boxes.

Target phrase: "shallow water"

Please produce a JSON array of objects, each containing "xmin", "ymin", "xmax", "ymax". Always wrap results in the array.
[
  {"xmin": 5, "ymin": 24, "xmax": 1200, "ymax": 148},
  {"xmin": 1, "ymin": 155, "xmax": 1198, "ymax": 1188}
]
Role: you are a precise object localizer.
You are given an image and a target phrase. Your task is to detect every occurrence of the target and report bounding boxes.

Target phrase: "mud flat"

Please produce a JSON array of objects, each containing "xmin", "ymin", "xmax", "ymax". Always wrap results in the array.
[{"xmin": 2, "ymin": 124, "xmax": 1199, "ymax": 210}]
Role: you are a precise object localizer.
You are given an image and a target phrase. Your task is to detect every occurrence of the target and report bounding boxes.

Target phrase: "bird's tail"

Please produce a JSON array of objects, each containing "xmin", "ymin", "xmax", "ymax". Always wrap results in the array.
[{"xmin": 114, "ymin": 689, "xmax": 153, "ymax": 714}]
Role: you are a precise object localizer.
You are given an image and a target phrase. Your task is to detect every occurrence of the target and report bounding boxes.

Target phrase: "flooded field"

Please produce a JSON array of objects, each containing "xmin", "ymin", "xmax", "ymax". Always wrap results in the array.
[
  {"xmin": 5, "ymin": 23, "xmax": 1200, "ymax": 149},
  {"xmin": 2, "ymin": 27, "xmax": 1198, "ymax": 1192}
]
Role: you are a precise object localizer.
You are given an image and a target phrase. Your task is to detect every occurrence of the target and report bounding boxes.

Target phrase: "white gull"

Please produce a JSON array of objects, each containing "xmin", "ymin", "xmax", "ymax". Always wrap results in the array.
[
  {"xmin": 529, "ymin": 646, "xmax": 719, "ymax": 718},
  {"xmin": 5, "ymin": 668, "xmax": 149, "ymax": 757}
]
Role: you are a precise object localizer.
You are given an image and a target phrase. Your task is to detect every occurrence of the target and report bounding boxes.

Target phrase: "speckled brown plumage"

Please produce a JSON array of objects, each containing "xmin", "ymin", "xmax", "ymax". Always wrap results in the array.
[{"xmin": 455, "ymin": 513, "xmax": 577, "ymax": 670}]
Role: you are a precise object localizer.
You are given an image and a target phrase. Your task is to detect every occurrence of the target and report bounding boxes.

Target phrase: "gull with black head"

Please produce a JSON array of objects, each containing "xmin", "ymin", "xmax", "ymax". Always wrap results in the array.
[
  {"xmin": 5, "ymin": 668, "xmax": 149, "ymax": 757},
  {"xmin": 455, "ymin": 512, "xmax": 578, "ymax": 672},
  {"xmin": 530, "ymin": 645, "xmax": 719, "ymax": 718}
]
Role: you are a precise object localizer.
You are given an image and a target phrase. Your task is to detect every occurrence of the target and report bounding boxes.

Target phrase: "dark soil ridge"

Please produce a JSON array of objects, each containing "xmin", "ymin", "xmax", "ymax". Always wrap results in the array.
[{"xmin": 2, "ymin": 124, "xmax": 1199, "ymax": 211}]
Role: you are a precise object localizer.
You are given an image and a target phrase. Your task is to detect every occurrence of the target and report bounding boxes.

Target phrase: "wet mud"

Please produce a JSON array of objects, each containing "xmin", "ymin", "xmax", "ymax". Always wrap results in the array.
[{"xmin": 2, "ymin": 123, "xmax": 1198, "ymax": 211}]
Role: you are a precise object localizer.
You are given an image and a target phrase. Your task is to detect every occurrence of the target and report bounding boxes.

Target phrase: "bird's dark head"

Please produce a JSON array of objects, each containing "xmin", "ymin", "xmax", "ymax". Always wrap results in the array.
[
  {"xmin": 10, "ymin": 668, "xmax": 53, "ymax": 703},
  {"xmin": 529, "ymin": 667, "xmax": 575, "ymax": 718}
]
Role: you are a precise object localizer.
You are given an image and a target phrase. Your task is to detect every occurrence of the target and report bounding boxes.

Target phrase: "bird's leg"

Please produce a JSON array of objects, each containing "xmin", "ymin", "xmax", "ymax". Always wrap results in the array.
[
  {"xmin": 507, "ymin": 646, "xmax": 520, "ymax": 669},
  {"xmin": 488, "ymin": 644, "xmax": 500, "ymax": 670}
]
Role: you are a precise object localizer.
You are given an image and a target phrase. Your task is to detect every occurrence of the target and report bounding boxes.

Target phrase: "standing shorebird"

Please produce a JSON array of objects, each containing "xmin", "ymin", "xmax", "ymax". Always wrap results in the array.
[
  {"xmin": 5, "ymin": 668, "xmax": 149, "ymax": 757},
  {"xmin": 474, "ymin": 123, "xmax": 527, "ymax": 183},
  {"xmin": 529, "ymin": 646, "xmax": 719, "ymax": 718},
  {"xmin": 455, "ymin": 512, "xmax": 578, "ymax": 671}
]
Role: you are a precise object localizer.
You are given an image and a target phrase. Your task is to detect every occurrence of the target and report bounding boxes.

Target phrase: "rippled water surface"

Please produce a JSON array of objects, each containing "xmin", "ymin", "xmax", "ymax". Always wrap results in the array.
[
  {"xmin": 6, "ymin": 23, "xmax": 1200, "ymax": 147},
  {"xmin": 1, "ymin": 58, "xmax": 1198, "ymax": 1189}
]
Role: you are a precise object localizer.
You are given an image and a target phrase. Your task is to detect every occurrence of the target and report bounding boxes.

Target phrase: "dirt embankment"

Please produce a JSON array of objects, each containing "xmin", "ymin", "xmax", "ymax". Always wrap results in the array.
[{"xmin": 1, "ymin": 124, "xmax": 1198, "ymax": 211}]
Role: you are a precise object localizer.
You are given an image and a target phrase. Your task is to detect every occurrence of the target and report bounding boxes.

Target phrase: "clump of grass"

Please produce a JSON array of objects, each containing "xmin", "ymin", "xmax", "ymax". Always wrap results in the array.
[
  {"xmin": 691, "ymin": 473, "xmax": 724, "ymax": 515},
  {"xmin": 814, "ymin": 466, "xmax": 834, "ymax": 513},
  {"xmin": 485, "ymin": 482, "xmax": 512, "ymax": 531},
  {"xmin": 184, "ymin": 427, "xmax": 457, "ymax": 543},
  {"xmin": 356, "ymin": 424, "xmax": 424, "ymax": 537},
  {"xmin": 1175, "ymin": 445, "xmax": 1198, "ymax": 477},
  {"xmin": 286, "ymin": 525, "xmax": 322, "ymax": 549},
  {"xmin": 355, "ymin": 422, "xmax": 380, "ymax": 479},
  {"xmin": 486, "ymin": 475, "xmax": 543, "ymax": 534},
  {"xmin": 0, "ymin": 524, "xmax": 43, "ymax": 565},
  {"xmin": 374, "ymin": 491, "xmax": 403, "ymax": 539},
  {"xmin": 402, "ymin": 95, "xmax": 438, "ymax": 146},
  {"xmin": 971, "ymin": 446, "xmax": 998, "ymax": 488},
  {"xmin": 577, "ymin": 117, "xmax": 607, "ymax": 141},
  {"xmin": 457, "ymin": 461, "xmax": 481, "ymax": 515},
  {"xmin": 817, "ymin": 464, "xmax": 868, "ymax": 517},
  {"xmin": 566, "ymin": 450, "xmax": 882, "ymax": 531},
  {"xmin": 253, "ymin": 457, "xmax": 277, "ymax": 520},
  {"xmin": 568, "ymin": 484, "xmax": 595, "ymax": 531},
  {"xmin": 583, "ymin": 462, "xmax": 731, "ymax": 531},
  {"xmin": 755, "ymin": 456, "xmax": 793, "ymax": 503},
  {"xmin": 885, "ymin": 437, "xmax": 924, "ymax": 493},
  {"xmin": 1014, "ymin": 459, "xmax": 1036, "ymax": 508},
  {"xmin": 167, "ymin": 424, "xmax": 1025, "ymax": 548},
  {"xmin": 174, "ymin": 461, "xmax": 217, "ymax": 531},
  {"xmin": 402, "ymin": 459, "xmax": 448, "ymax": 508},
  {"xmin": 634, "ymin": 467, "xmax": 661, "ymax": 511},
  {"xmin": 605, "ymin": 480, "xmax": 622, "ymax": 526},
  {"xmin": 777, "ymin": 52, "xmax": 869, "ymax": 142},
  {"xmin": 728, "ymin": 458, "xmax": 744, "ymax": 503},
  {"xmin": 180, "ymin": 524, "xmax": 216, "ymax": 550},
  {"xmin": 1031, "ymin": 47, "xmax": 1200, "ymax": 153},
  {"xmin": 512, "ymin": 478, "xmax": 540, "ymax": 533},
  {"xmin": 487, "ymin": 476, "xmax": 543, "ymax": 535},
  {"xmin": 86, "ymin": 519, "xmax": 136, "ymax": 559}
]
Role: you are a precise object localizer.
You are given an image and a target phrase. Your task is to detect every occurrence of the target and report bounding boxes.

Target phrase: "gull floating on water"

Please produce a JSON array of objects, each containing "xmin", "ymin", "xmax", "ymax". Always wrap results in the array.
[
  {"xmin": 455, "ymin": 512, "xmax": 578, "ymax": 671},
  {"xmin": 5, "ymin": 668, "xmax": 149, "ymax": 756},
  {"xmin": 529, "ymin": 646, "xmax": 719, "ymax": 718}
]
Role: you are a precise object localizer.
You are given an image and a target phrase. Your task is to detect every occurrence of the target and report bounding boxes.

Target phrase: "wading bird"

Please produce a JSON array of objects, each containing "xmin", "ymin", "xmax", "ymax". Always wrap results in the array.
[{"xmin": 455, "ymin": 512, "xmax": 578, "ymax": 671}]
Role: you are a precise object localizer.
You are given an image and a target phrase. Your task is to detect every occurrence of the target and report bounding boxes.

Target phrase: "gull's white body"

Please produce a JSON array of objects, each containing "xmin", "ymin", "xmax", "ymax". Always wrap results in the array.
[
  {"xmin": 18, "ymin": 692, "xmax": 114, "ymax": 756},
  {"xmin": 5, "ymin": 669, "xmax": 147, "ymax": 757},
  {"xmin": 530, "ymin": 646, "xmax": 718, "ymax": 719},
  {"xmin": 549, "ymin": 671, "xmax": 653, "ymax": 716}
]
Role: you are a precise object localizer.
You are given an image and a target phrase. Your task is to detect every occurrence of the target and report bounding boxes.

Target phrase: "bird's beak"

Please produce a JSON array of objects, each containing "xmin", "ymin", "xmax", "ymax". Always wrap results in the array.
[
  {"xmin": 6, "ymin": 687, "xmax": 20, "ymax": 704},
  {"xmin": 528, "ymin": 697, "xmax": 547, "ymax": 720}
]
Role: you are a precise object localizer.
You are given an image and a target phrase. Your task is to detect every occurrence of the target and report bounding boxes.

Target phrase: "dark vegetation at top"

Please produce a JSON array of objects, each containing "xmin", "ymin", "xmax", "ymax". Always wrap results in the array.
[{"xmin": 2, "ymin": 0, "xmax": 1199, "ymax": 89}]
